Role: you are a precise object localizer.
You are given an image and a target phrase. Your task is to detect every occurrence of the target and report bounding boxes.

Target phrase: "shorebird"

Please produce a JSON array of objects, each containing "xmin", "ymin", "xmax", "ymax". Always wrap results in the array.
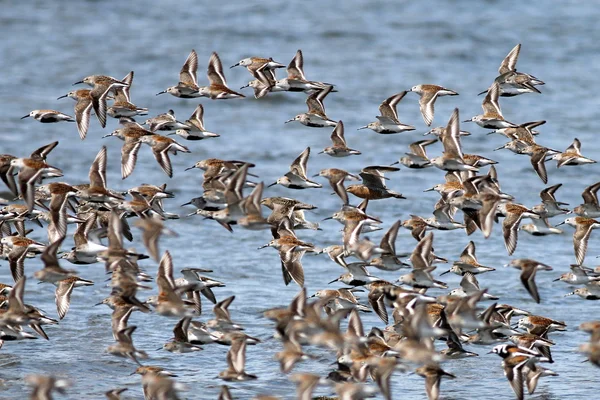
[
  {"xmin": 409, "ymin": 84, "xmax": 458, "ymax": 126},
  {"xmin": 557, "ymin": 216, "xmax": 600, "ymax": 264},
  {"xmin": 397, "ymin": 266, "xmax": 447, "ymax": 289},
  {"xmin": 163, "ymin": 317, "xmax": 203, "ymax": 353},
  {"xmin": 319, "ymin": 121, "xmax": 361, "ymax": 157},
  {"xmin": 359, "ymin": 92, "xmax": 415, "ymax": 133},
  {"xmin": 448, "ymin": 272, "xmax": 499, "ymax": 300},
  {"xmin": 550, "ymin": 138, "xmax": 597, "ymax": 168},
  {"xmin": 506, "ymin": 259, "xmax": 553, "ymax": 303},
  {"xmin": 532, "ymin": 184, "xmax": 571, "ymax": 218},
  {"xmin": 138, "ymin": 134, "xmax": 190, "ymax": 178},
  {"xmin": 464, "ymin": 82, "xmax": 515, "ymax": 129},
  {"xmin": 395, "ymin": 139, "xmax": 437, "ymax": 169},
  {"xmin": 134, "ymin": 215, "xmax": 178, "ymax": 262},
  {"xmin": 1, "ymin": 236, "xmax": 45, "ymax": 282},
  {"xmin": 144, "ymin": 109, "xmax": 189, "ymax": 132},
  {"xmin": 424, "ymin": 174, "xmax": 465, "ymax": 199},
  {"xmin": 554, "ymin": 264, "xmax": 600, "ymax": 285},
  {"xmin": 105, "ymin": 71, "xmax": 147, "ymax": 118},
  {"xmin": 21, "ymin": 110, "xmax": 74, "ymax": 123},
  {"xmin": 57, "ymin": 89, "xmax": 93, "ymax": 140},
  {"xmin": 490, "ymin": 344, "xmax": 550, "ymax": 400},
  {"xmin": 230, "ymin": 55, "xmax": 285, "ymax": 73},
  {"xmin": 314, "ymin": 168, "xmax": 359, "ymax": 205},
  {"xmin": 415, "ymin": 364, "xmax": 456, "ymax": 400},
  {"xmin": 272, "ymin": 49, "xmax": 335, "ymax": 92},
  {"xmin": 171, "ymin": 104, "xmax": 220, "ymax": 141},
  {"xmin": 479, "ymin": 44, "xmax": 545, "ymax": 96},
  {"xmin": 260, "ymin": 196, "xmax": 317, "ymax": 226},
  {"xmin": 53, "ymin": 276, "xmax": 94, "ymax": 320},
  {"xmin": 105, "ymin": 388, "xmax": 128, "ymax": 400},
  {"xmin": 102, "ymin": 119, "xmax": 152, "ymax": 179},
  {"xmin": 63, "ymin": 215, "xmax": 105, "ymax": 265},
  {"xmin": 368, "ymin": 220, "xmax": 410, "ymax": 271},
  {"xmin": 239, "ymin": 63, "xmax": 275, "ymax": 98},
  {"xmin": 74, "ymin": 146, "xmax": 124, "ymax": 204},
  {"xmin": 6, "ymin": 142, "xmax": 63, "ymax": 212},
  {"xmin": 106, "ymin": 326, "xmax": 148, "ymax": 366},
  {"xmin": 520, "ymin": 216, "xmax": 563, "ymax": 236},
  {"xmin": 565, "ymin": 285, "xmax": 600, "ymax": 300},
  {"xmin": 441, "ymin": 241, "xmax": 495, "ymax": 276},
  {"xmin": 346, "ymin": 166, "xmax": 405, "ymax": 200},
  {"xmin": 574, "ymin": 181, "xmax": 600, "ymax": 217},
  {"xmin": 73, "ymin": 73, "xmax": 130, "ymax": 128},
  {"xmin": 197, "ymin": 52, "xmax": 245, "ymax": 99},
  {"xmin": 328, "ymin": 261, "xmax": 381, "ymax": 287},
  {"xmin": 156, "ymin": 49, "xmax": 202, "ymax": 98},
  {"xmin": 270, "ymin": 147, "xmax": 322, "ymax": 189},
  {"xmin": 154, "ymin": 251, "xmax": 194, "ymax": 317},
  {"xmin": 422, "ymin": 203, "xmax": 466, "ymax": 232},
  {"xmin": 24, "ymin": 375, "xmax": 71, "ymax": 400},
  {"xmin": 499, "ymin": 203, "xmax": 541, "ymax": 255},
  {"xmin": 285, "ymin": 85, "xmax": 337, "ymax": 127},
  {"xmin": 33, "ymin": 237, "xmax": 77, "ymax": 284},
  {"xmin": 218, "ymin": 333, "xmax": 257, "ymax": 381},
  {"xmin": 259, "ymin": 218, "xmax": 317, "ymax": 287},
  {"xmin": 429, "ymin": 109, "xmax": 478, "ymax": 172}
]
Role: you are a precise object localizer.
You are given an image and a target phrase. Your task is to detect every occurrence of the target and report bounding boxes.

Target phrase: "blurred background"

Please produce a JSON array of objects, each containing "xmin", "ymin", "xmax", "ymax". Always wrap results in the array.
[{"xmin": 1, "ymin": 0, "xmax": 599, "ymax": 398}]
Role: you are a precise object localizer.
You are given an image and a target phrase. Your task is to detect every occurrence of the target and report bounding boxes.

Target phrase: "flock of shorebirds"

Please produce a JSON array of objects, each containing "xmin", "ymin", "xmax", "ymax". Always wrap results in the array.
[{"xmin": 2, "ymin": 44, "xmax": 600, "ymax": 400}]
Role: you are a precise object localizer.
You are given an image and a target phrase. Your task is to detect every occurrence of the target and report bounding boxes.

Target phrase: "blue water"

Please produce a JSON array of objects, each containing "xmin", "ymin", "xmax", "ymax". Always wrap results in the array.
[{"xmin": 1, "ymin": 0, "xmax": 599, "ymax": 398}]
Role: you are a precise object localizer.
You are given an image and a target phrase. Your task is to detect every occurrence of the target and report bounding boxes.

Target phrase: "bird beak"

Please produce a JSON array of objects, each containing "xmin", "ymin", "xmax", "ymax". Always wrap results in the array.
[
  {"xmin": 284, "ymin": 119, "xmax": 294, "ymax": 124},
  {"xmin": 462, "ymin": 119, "xmax": 472, "ymax": 123},
  {"xmin": 390, "ymin": 161, "xmax": 399, "ymax": 166},
  {"xmin": 552, "ymin": 277, "xmax": 561, "ymax": 282},
  {"xmin": 440, "ymin": 269, "xmax": 451, "ymax": 276},
  {"xmin": 94, "ymin": 301, "xmax": 104, "ymax": 306},
  {"xmin": 230, "ymin": 63, "xmax": 240, "ymax": 69},
  {"xmin": 312, "ymin": 174, "xmax": 320, "ymax": 178},
  {"xmin": 357, "ymin": 126, "xmax": 368, "ymax": 130},
  {"xmin": 493, "ymin": 144, "xmax": 507, "ymax": 151},
  {"xmin": 477, "ymin": 90, "xmax": 488, "ymax": 96},
  {"xmin": 240, "ymin": 84, "xmax": 249, "ymax": 89},
  {"xmin": 73, "ymin": 80, "xmax": 84, "ymax": 85},
  {"xmin": 267, "ymin": 182, "xmax": 277, "ymax": 188},
  {"xmin": 423, "ymin": 187, "xmax": 436, "ymax": 192},
  {"xmin": 184, "ymin": 166, "xmax": 195, "ymax": 171},
  {"xmin": 257, "ymin": 244, "xmax": 269, "ymax": 250},
  {"xmin": 318, "ymin": 150, "xmax": 324, "ymax": 154},
  {"xmin": 322, "ymin": 217, "xmax": 333, "ymax": 221},
  {"xmin": 101, "ymin": 133, "xmax": 112, "ymax": 138},
  {"xmin": 564, "ymin": 292, "xmax": 575, "ymax": 297},
  {"xmin": 57, "ymin": 94, "xmax": 68, "ymax": 100},
  {"xmin": 156, "ymin": 90, "xmax": 167, "ymax": 96},
  {"xmin": 487, "ymin": 130, "xmax": 498, "ymax": 135},
  {"xmin": 328, "ymin": 278, "xmax": 339, "ymax": 284},
  {"xmin": 21, "ymin": 114, "xmax": 30, "ymax": 119},
  {"xmin": 555, "ymin": 221, "xmax": 565, "ymax": 227}
]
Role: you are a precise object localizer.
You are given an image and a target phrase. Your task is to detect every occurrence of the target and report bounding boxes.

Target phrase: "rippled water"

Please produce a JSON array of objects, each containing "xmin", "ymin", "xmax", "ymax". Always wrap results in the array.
[{"xmin": 1, "ymin": 0, "xmax": 600, "ymax": 398}]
